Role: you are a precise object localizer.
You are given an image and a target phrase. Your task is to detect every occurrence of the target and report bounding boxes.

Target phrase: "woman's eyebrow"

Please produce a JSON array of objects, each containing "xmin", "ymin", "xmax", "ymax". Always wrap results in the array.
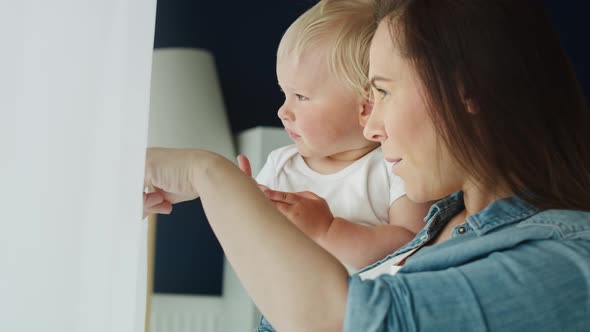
[{"xmin": 369, "ymin": 75, "xmax": 392, "ymax": 87}]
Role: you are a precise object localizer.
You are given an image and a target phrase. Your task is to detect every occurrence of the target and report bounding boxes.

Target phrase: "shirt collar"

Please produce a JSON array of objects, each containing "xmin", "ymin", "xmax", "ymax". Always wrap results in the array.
[
  {"xmin": 468, "ymin": 194, "xmax": 541, "ymax": 235},
  {"xmin": 426, "ymin": 191, "xmax": 541, "ymax": 237}
]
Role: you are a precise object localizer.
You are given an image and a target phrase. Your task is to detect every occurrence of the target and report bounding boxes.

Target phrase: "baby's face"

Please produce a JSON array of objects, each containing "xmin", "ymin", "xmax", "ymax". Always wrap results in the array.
[{"xmin": 276, "ymin": 51, "xmax": 371, "ymax": 158}]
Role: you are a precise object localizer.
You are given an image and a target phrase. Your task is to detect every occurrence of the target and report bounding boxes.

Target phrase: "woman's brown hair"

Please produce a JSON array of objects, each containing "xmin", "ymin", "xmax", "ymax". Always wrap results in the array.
[{"xmin": 376, "ymin": 0, "xmax": 590, "ymax": 210}]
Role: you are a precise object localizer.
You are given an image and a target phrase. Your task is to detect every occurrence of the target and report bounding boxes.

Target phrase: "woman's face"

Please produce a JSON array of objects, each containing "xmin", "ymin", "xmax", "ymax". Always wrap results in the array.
[{"xmin": 364, "ymin": 21, "xmax": 465, "ymax": 203}]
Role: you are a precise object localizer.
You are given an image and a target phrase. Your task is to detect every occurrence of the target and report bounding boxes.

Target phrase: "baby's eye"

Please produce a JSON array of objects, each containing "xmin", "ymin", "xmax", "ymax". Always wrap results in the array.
[{"xmin": 296, "ymin": 94, "xmax": 310, "ymax": 101}]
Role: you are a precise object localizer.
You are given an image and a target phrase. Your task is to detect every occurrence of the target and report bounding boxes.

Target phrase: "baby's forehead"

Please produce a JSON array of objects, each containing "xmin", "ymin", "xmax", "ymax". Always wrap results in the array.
[
  {"xmin": 276, "ymin": 47, "xmax": 329, "ymax": 76},
  {"xmin": 277, "ymin": 49, "xmax": 327, "ymax": 75},
  {"xmin": 276, "ymin": 61, "xmax": 358, "ymax": 100},
  {"xmin": 277, "ymin": 31, "xmax": 332, "ymax": 62}
]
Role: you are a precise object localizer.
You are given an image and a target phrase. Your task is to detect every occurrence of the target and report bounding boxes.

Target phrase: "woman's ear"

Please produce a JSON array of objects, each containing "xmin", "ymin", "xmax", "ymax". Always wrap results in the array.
[
  {"xmin": 359, "ymin": 97, "xmax": 373, "ymax": 127},
  {"xmin": 459, "ymin": 84, "xmax": 478, "ymax": 114},
  {"xmin": 464, "ymin": 98, "xmax": 477, "ymax": 114}
]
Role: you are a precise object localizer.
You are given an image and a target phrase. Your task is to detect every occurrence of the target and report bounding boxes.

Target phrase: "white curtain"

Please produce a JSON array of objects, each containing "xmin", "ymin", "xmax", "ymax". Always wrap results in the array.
[{"xmin": 0, "ymin": 1, "xmax": 157, "ymax": 331}]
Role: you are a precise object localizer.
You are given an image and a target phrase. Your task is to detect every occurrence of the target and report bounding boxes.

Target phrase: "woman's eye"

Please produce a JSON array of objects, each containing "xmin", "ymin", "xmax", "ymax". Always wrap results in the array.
[
  {"xmin": 296, "ymin": 94, "xmax": 309, "ymax": 101},
  {"xmin": 372, "ymin": 87, "xmax": 389, "ymax": 99}
]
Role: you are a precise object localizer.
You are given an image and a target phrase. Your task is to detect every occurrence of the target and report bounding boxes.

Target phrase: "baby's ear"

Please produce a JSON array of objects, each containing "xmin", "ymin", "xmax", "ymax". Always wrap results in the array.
[{"xmin": 359, "ymin": 97, "xmax": 373, "ymax": 127}]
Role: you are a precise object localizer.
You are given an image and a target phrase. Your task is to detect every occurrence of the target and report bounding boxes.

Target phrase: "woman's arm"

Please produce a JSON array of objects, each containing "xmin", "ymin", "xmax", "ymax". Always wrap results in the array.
[{"xmin": 145, "ymin": 148, "xmax": 349, "ymax": 332}]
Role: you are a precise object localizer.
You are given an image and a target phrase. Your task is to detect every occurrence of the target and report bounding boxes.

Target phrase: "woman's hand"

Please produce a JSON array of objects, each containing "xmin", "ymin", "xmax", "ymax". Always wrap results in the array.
[
  {"xmin": 143, "ymin": 147, "xmax": 212, "ymax": 217},
  {"xmin": 142, "ymin": 189, "xmax": 172, "ymax": 218}
]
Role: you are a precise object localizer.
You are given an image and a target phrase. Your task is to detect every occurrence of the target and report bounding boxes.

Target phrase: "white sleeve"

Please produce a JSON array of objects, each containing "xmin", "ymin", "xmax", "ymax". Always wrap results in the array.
[
  {"xmin": 255, "ymin": 152, "xmax": 277, "ymax": 188},
  {"xmin": 389, "ymin": 173, "xmax": 406, "ymax": 205}
]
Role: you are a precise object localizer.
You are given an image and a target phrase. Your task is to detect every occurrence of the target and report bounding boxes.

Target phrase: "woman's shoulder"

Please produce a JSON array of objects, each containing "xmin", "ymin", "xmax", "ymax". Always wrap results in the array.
[
  {"xmin": 466, "ymin": 195, "xmax": 590, "ymax": 241},
  {"xmin": 518, "ymin": 209, "xmax": 590, "ymax": 239}
]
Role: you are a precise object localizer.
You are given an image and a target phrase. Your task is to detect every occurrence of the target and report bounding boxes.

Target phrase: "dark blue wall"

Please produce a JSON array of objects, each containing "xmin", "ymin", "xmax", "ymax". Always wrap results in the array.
[
  {"xmin": 152, "ymin": 0, "xmax": 590, "ymax": 296},
  {"xmin": 543, "ymin": 0, "xmax": 589, "ymax": 99},
  {"xmin": 154, "ymin": 199, "xmax": 223, "ymax": 295}
]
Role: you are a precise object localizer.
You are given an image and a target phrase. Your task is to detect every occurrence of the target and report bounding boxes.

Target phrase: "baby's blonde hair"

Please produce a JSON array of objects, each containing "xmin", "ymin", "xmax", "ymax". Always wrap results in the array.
[{"xmin": 277, "ymin": 0, "xmax": 376, "ymax": 98}]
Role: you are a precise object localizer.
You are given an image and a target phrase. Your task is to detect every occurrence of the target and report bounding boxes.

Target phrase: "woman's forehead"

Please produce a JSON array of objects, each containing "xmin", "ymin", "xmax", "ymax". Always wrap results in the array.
[{"xmin": 369, "ymin": 23, "xmax": 406, "ymax": 80}]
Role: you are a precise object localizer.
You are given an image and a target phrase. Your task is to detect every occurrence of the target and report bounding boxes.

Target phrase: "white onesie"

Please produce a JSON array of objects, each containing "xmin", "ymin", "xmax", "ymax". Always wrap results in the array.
[{"xmin": 256, "ymin": 145, "xmax": 406, "ymax": 273}]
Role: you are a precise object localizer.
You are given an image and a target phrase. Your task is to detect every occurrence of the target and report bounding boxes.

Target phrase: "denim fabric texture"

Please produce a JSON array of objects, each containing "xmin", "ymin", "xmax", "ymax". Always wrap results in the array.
[
  {"xmin": 254, "ymin": 316, "xmax": 275, "ymax": 332},
  {"xmin": 256, "ymin": 191, "xmax": 590, "ymax": 331}
]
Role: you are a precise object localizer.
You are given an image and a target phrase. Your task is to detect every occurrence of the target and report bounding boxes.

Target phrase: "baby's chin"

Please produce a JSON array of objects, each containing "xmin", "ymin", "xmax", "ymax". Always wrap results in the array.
[
  {"xmin": 296, "ymin": 149, "xmax": 317, "ymax": 159},
  {"xmin": 295, "ymin": 145, "xmax": 327, "ymax": 159},
  {"xmin": 293, "ymin": 141, "xmax": 313, "ymax": 156}
]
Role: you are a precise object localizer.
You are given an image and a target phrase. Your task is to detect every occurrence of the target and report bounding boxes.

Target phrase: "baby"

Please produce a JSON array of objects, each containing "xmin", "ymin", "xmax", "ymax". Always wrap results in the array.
[{"xmin": 240, "ymin": 0, "xmax": 431, "ymax": 273}]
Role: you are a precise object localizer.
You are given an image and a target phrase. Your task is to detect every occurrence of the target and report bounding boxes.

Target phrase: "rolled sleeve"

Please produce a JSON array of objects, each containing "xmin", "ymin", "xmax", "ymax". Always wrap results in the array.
[
  {"xmin": 344, "ymin": 275, "xmax": 416, "ymax": 332},
  {"xmin": 345, "ymin": 263, "xmax": 499, "ymax": 332}
]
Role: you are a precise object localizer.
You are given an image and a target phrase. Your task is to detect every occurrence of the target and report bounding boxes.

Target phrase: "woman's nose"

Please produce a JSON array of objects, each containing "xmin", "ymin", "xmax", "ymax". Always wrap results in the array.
[{"xmin": 363, "ymin": 105, "xmax": 386, "ymax": 142}]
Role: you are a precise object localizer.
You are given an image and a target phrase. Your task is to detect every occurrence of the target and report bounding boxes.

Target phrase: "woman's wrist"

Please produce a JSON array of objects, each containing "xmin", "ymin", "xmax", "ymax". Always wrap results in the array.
[{"xmin": 189, "ymin": 149, "xmax": 233, "ymax": 194}]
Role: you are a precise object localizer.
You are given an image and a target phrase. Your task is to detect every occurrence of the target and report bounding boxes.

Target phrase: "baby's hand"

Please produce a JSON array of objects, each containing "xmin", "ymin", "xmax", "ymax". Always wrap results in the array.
[
  {"xmin": 262, "ymin": 189, "xmax": 334, "ymax": 242},
  {"xmin": 237, "ymin": 154, "xmax": 253, "ymax": 177},
  {"xmin": 237, "ymin": 154, "xmax": 269, "ymax": 192}
]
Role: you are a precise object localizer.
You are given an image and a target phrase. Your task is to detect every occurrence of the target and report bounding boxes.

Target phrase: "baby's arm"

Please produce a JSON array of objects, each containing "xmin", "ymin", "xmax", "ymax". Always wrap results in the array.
[
  {"xmin": 262, "ymin": 188, "xmax": 431, "ymax": 270},
  {"xmin": 387, "ymin": 195, "xmax": 432, "ymax": 234},
  {"xmin": 320, "ymin": 196, "xmax": 430, "ymax": 270}
]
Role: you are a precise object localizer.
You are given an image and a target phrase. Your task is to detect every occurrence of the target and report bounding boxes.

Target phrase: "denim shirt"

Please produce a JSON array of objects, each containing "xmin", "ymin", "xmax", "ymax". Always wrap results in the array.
[{"xmin": 255, "ymin": 192, "xmax": 590, "ymax": 331}]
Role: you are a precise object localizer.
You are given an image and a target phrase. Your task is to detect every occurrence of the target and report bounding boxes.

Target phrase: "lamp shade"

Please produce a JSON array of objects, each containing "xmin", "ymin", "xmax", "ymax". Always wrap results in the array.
[
  {"xmin": 147, "ymin": 48, "xmax": 257, "ymax": 332},
  {"xmin": 148, "ymin": 48, "xmax": 234, "ymax": 159}
]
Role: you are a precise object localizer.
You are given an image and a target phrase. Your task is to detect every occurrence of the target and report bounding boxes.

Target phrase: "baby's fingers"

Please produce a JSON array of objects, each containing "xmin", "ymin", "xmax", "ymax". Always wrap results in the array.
[
  {"xmin": 263, "ymin": 188, "xmax": 297, "ymax": 205},
  {"xmin": 237, "ymin": 154, "xmax": 253, "ymax": 177},
  {"xmin": 257, "ymin": 184, "xmax": 269, "ymax": 192},
  {"xmin": 272, "ymin": 201, "xmax": 292, "ymax": 216},
  {"xmin": 295, "ymin": 191, "xmax": 322, "ymax": 200}
]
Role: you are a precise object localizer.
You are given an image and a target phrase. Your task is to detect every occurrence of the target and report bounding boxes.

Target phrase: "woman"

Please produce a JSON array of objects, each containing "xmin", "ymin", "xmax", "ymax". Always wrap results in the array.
[{"xmin": 143, "ymin": 0, "xmax": 590, "ymax": 330}]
